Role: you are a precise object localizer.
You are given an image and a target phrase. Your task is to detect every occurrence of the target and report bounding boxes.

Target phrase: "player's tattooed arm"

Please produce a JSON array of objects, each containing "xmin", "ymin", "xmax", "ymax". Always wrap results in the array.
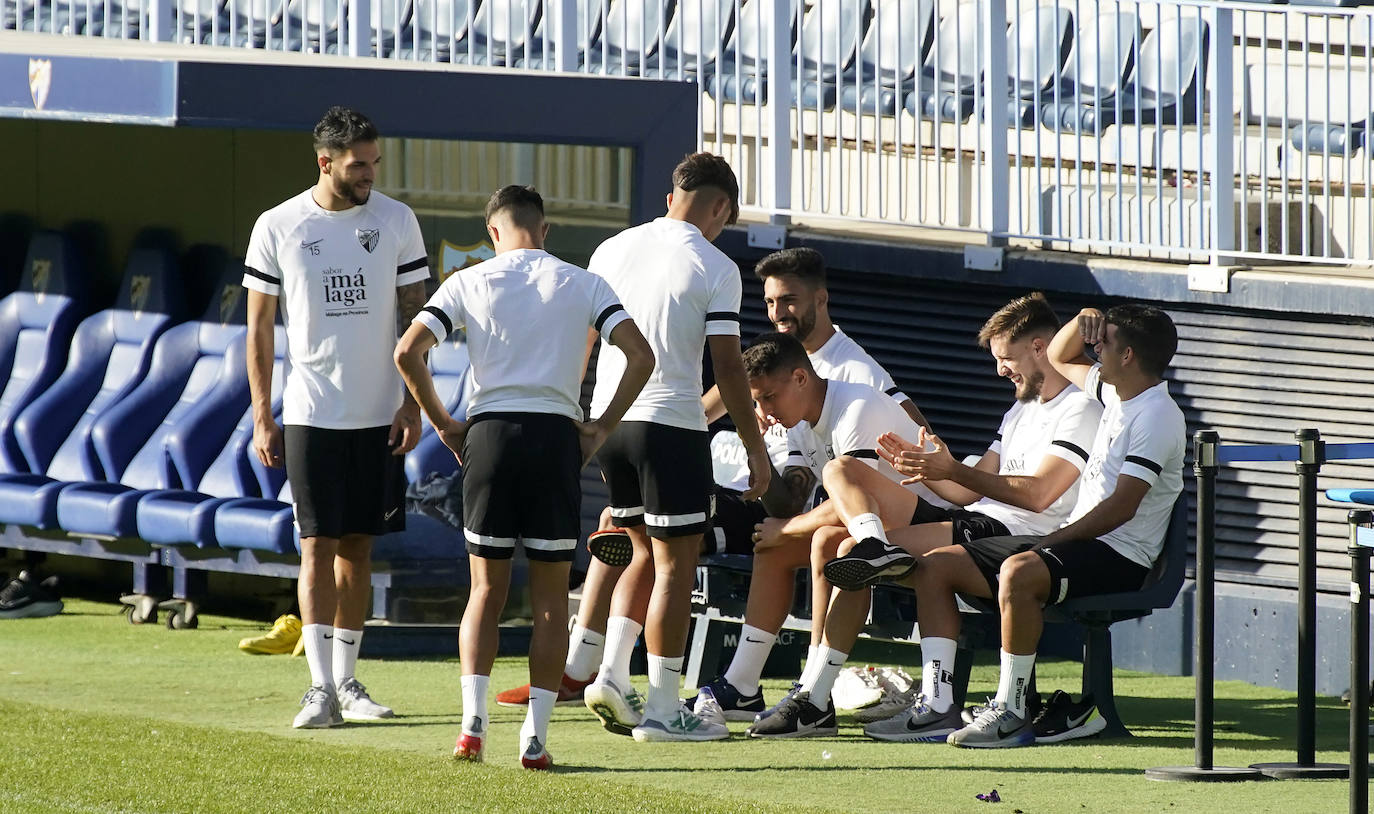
[
  {"xmin": 778, "ymin": 465, "xmax": 818, "ymax": 518},
  {"xmin": 396, "ymin": 281, "xmax": 427, "ymax": 338}
]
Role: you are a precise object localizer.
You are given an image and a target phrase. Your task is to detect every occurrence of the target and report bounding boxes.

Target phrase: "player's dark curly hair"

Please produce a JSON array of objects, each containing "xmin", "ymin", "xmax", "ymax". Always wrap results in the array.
[
  {"xmin": 1105, "ymin": 304, "xmax": 1178, "ymax": 378},
  {"xmin": 313, "ymin": 106, "xmax": 379, "ymax": 154},
  {"xmin": 672, "ymin": 153, "xmax": 740, "ymax": 224},
  {"xmin": 485, "ymin": 185, "xmax": 545, "ymax": 233},
  {"xmin": 743, "ymin": 332, "xmax": 816, "ymax": 379},
  {"xmin": 755, "ymin": 247, "xmax": 826, "ymax": 288}
]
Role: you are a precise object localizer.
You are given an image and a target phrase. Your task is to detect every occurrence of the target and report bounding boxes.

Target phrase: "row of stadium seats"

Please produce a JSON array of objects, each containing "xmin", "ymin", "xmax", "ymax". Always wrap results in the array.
[{"xmin": 0, "ymin": 229, "xmax": 472, "ymax": 564}]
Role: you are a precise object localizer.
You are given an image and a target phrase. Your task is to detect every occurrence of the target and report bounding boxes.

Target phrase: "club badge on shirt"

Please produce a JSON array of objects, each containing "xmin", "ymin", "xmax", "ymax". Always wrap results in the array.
[{"xmin": 357, "ymin": 229, "xmax": 380, "ymax": 253}]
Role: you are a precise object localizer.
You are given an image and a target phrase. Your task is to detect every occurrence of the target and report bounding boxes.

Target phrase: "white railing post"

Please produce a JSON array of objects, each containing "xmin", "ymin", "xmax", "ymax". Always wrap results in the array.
[
  {"xmin": 1209, "ymin": 6, "xmax": 1236, "ymax": 265},
  {"xmin": 980, "ymin": 0, "xmax": 1009, "ymax": 242},
  {"xmin": 148, "ymin": 0, "xmax": 172, "ymax": 41},
  {"xmin": 767, "ymin": 0, "xmax": 792, "ymax": 223},
  {"xmin": 554, "ymin": 0, "xmax": 578, "ymax": 72},
  {"xmin": 350, "ymin": 0, "xmax": 372, "ymax": 56}
]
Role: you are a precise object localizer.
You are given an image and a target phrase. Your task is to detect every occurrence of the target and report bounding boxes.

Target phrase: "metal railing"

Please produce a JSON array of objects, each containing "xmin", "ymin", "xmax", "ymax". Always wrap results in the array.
[{"xmin": 7, "ymin": 0, "xmax": 1374, "ymax": 266}]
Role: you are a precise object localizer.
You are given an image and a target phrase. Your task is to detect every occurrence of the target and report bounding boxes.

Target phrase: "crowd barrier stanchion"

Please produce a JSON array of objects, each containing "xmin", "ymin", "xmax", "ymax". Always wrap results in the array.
[
  {"xmin": 1252, "ymin": 428, "xmax": 1349, "ymax": 780},
  {"xmin": 1146, "ymin": 431, "xmax": 1263, "ymax": 782},
  {"xmin": 1347, "ymin": 510, "xmax": 1371, "ymax": 814}
]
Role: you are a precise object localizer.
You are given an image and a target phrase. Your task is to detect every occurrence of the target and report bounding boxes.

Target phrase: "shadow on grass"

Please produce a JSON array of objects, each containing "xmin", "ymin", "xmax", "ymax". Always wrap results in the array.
[
  {"xmin": 1108, "ymin": 694, "xmax": 1361, "ymax": 753},
  {"xmin": 552, "ymin": 762, "xmax": 1145, "ymax": 776}
]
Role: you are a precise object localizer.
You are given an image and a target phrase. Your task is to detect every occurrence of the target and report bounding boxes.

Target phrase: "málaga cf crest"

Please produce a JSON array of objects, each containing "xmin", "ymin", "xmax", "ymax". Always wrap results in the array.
[{"xmin": 356, "ymin": 228, "xmax": 380, "ymax": 253}]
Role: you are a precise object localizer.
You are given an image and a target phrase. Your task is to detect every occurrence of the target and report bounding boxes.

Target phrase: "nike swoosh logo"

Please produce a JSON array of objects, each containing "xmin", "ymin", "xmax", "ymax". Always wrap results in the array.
[
  {"xmin": 322, "ymin": 633, "xmax": 333, "ymax": 640},
  {"xmin": 1064, "ymin": 709, "xmax": 1092, "ymax": 729},
  {"xmin": 300, "ymin": 239, "xmax": 323, "ymax": 249},
  {"xmin": 385, "ymin": 508, "xmax": 400, "ymax": 520},
  {"xmin": 826, "ymin": 661, "xmax": 846, "ymax": 668},
  {"xmin": 582, "ymin": 638, "xmax": 599, "ymax": 646},
  {"xmin": 998, "ymin": 724, "xmax": 1024, "ymax": 738},
  {"xmin": 665, "ymin": 667, "xmax": 681, "ymax": 674},
  {"xmin": 744, "ymin": 636, "xmax": 768, "ymax": 644},
  {"xmin": 338, "ymin": 637, "xmax": 356, "ymax": 645},
  {"xmin": 469, "ymin": 716, "xmax": 482, "ymax": 732}
]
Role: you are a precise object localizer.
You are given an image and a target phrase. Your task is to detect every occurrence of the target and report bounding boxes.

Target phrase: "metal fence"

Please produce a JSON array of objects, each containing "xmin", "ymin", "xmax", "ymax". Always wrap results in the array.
[{"xmin": 8, "ymin": 0, "xmax": 1374, "ymax": 266}]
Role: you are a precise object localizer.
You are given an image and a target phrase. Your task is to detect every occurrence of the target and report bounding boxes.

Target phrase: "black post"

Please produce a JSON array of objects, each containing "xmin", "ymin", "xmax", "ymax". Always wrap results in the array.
[
  {"xmin": 1196, "ymin": 429, "xmax": 1218, "ymax": 770},
  {"xmin": 1349, "ymin": 510, "xmax": 1371, "ymax": 814},
  {"xmin": 1146, "ymin": 431, "xmax": 1261, "ymax": 781},
  {"xmin": 1253, "ymin": 429, "xmax": 1347, "ymax": 779}
]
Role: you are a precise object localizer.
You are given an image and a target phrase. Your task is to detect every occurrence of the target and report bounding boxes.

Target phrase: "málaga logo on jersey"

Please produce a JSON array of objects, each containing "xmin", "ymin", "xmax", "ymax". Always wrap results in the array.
[
  {"xmin": 356, "ymin": 229, "xmax": 380, "ymax": 253},
  {"xmin": 323, "ymin": 266, "xmax": 368, "ymax": 313}
]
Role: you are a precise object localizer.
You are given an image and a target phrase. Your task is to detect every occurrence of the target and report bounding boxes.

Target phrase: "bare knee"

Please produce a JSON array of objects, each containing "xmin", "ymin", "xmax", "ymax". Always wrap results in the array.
[
  {"xmin": 821, "ymin": 455, "xmax": 867, "ymax": 489},
  {"xmin": 997, "ymin": 552, "xmax": 1047, "ymax": 606},
  {"xmin": 812, "ymin": 526, "xmax": 850, "ymax": 562}
]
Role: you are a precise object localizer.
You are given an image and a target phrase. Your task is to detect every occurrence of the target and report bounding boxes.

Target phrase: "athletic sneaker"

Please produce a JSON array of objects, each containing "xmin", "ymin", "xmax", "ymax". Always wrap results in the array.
[
  {"xmin": 693, "ymin": 688, "xmax": 728, "ymax": 726},
  {"xmin": 962, "ymin": 691, "xmax": 1043, "ymax": 725},
  {"xmin": 746, "ymin": 691, "xmax": 838, "ymax": 738},
  {"xmin": 588, "ymin": 527, "xmax": 633, "ymax": 567},
  {"xmin": 521, "ymin": 737, "xmax": 554, "ymax": 770},
  {"xmin": 755, "ymin": 681, "xmax": 803, "ymax": 722},
  {"xmin": 947, "ymin": 702, "xmax": 1035, "ymax": 748},
  {"xmin": 832, "ymin": 666, "xmax": 885, "ymax": 711},
  {"xmin": 238, "ymin": 614, "xmax": 302, "ymax": 655},
  {"xmin": 853, "ymin": 674, "xmax": 919, "ymax": 724},
  {"xmin": 292, "ymin": 684, "xmax": 343, "ymax": 729},
  {"xmin": 694, "ymin": 677, "xmax": 765, "ymax": 722},
  {"xmin": 865, "ymin": 696, "xmax": 964, "ymax": 742},
  {"xmin": 1032, "ymin": 690, "xmax": 1107, "ymax": 743},
  {"xmin": 0, "ymin": 571, "xmax": 63, "ymax": 619},
  {"xmin": 338, "ymin": 678, "xmax": 394, "ymax": 720},
  {"xmin": 632, "ymin": 707, "xmax": 730, "ymax": 742},
  {"xmin": 453, "ymin": 733, "xmax": 484, "ymax": 762},
  {"xmin": 823, "ymin": 538, "xmax": 917, "ymax": 591},
  {"xmin": 496, "ymin": 672, "xmax": 595, "ymax": 707},
  {"xmin": 584, "ymin": 675, "xmax": 645, "ymax": 736}
]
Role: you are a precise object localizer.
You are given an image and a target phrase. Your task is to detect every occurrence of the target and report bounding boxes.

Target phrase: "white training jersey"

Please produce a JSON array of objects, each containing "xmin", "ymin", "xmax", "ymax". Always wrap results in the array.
[
  {"xmin": 589, "ymin": 217, "xmax": 741, "ymax": 432},
  {"xmin": 809, "ymin": 326, "xmax": 910, "ymax": 405},
  {"xmin": 969, "ymin": 386, "xmax": 1103, "ymax": 536},
  {"xmin": 1068, "ymin": 364, "xmax": 1186, "ymax": 567},
  {"xmin": 783, "ymin": 379, "xmax": 920, "ymax": 487},
  {"xmin": 244, "ymin": 189, "xmax": 430, "ymax": 429},
  {"xmin": 414, "ymin": 248, "xmax": 628, "ymax": 422}
]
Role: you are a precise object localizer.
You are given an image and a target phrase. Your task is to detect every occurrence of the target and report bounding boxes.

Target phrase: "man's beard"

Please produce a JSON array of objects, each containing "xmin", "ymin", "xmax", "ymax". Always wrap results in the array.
[{"xmin": 1016, "ymin": 370, "xmax": 1045, "ymax": 402}]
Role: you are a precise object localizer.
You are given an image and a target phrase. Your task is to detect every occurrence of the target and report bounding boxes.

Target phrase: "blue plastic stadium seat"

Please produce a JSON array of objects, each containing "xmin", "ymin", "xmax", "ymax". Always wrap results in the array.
[
  {"xmin": 656, "ymin": 0, "xmax": 735, "ymax": 78},
  {"xmin": 403, "ymin": 337, "xmax": 471, "ymax": 482},
  {"xmin": 1289, "ymin": 119, "xmax": 1370, "ymax": 156},
  {"xmin": 1043, "ymin": 16, "xmax": 1208, "ymax": 133},
  {"xmin": 214, "ymin": 482, "xmax": 298, "ymax": 554},
  {"xmin": 835, "ymin": 0, "xmax": 935, "ymax": 114},
  {"xmin": 515, "ymin": 0, "xmax": 602, "ymax": 70},
  {"xmin": 993, "ymin": 6, "xmax": 1074, "ymax": 129},
  {"xmin": 0, "ymin": 231, "xmax": 91, "ymax": 476},
  {"xmin": 1037, "ymin": 12, "xmax": 1139, "ymax": 131},
  {"xmin": 902, "ymin": 3, "xmax": 983, "ymax": 122},
  {"xmin": 54, "ymin": 271, "xmax": 250, "ymax": 538},
  {"xmin": 708, "ymin": 0, "xmax": 800, "ymax": 103},
  {"xmin": 394, "ymin": 0, "xmax": 474, "ymax": 61},
  {"xmin": 451, "ymin": 0, "xmax": 541, "ymax": 66}
]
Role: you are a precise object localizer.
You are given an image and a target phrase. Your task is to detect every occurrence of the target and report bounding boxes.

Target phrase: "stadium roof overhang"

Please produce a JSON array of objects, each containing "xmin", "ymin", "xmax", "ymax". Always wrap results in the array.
[{"xmin": 1, "ymin": 38, "xmax": 696, "ymax": 222}]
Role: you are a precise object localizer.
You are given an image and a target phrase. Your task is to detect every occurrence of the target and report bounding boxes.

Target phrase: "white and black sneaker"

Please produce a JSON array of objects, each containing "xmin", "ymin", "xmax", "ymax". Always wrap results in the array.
[
  {"xmin": 823, "ymin": 538, "xmax": 917, "ymax": 591},
  {"xmin": 0, "ymin": 571, "xmax": 63, "ymax": 619},
  {"xmin": 746, "ymin": 691, "xmax": 838, "ymax": 738},
  {"xmin": 864, "ymin": 695, "xmax": 964, "ymax": 742},
  {"xmin": 694, "ymin": 677, "xmax": 765, "ymax": 722},
  {"xmin": 754, "ymin": 681, "xmax": 802, "ymax": 722},
  {"xmin": 947, "ymin": 702, "xmax": 1035, "ymax": 748},
  {"xmin": 1032, "ymin": 690, "xmax": 1107, "ymax": 743}
]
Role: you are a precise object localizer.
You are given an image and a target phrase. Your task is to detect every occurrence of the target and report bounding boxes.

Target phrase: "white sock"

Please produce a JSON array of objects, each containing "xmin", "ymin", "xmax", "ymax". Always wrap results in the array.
[
  {"xmin": 798, "ymin": 644, "xmax": 822, "ymax": 686},
  {"xmin": 302, "ymin": 624, "xmax": 335, "ymax": 690},
  {"xmin": 332, "ymin": 627, "xmax": 363, "ymax": 687},
  {"xmin": 521, "ymin": 687, "xmax": 557, "ymax": 751},
  {"xmin": 723, "ymin": 625, "xmax": 776, "ymax": 696},
  {"xmin": 919, "ymin": 636, "xmax": 958, "ymax": 713},
  {"xmin": 993, "ymin": 650, "xmax": 1037, "ymax": 718},
  {"xmin": 646, "ymin": 654, "xmax": 685, "ymax": 718},
  {"xmin": 565, "ymin": 624, "xmax": 605, "ymax": 682},
  {"xmin": 846, "ymin": 512, "xmax": 888, "ymax": 545},
  {"xmin": 800, "ymin": 645, "xmax": 848, "ymax": 707},
  {"xmin": 599, "ymin": 616, "xmax": 642, "ymax": 687},
  {"xmin": 460, "ymin": 674, "xmax": 490, "ymax": 736}
]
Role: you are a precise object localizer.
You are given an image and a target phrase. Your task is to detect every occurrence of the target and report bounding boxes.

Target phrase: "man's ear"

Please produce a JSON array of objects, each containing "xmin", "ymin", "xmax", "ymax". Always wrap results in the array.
[
  {"xmin": 486, "ymin": 222, "xmax": 500, "ymax": 244},
  {"xmin": 317, "ymin": 153, "xmax": 331, "ymax": 173}
]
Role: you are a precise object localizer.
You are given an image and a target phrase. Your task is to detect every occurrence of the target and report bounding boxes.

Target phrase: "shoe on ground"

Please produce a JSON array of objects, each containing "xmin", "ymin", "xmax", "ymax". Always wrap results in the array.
[
  {"xmin": 822, "ymin": 538, "xmax": 917, "ymax": 591},
  {"xmin": 1032, "ymin": 689, "xmax": 1107, "ymax": 743},
  {"xmin": 632, "ymin": 707, "xmax": 730, "ymax": 742},
  {"xmin": 692, "ymin": 688, "xmax": 728, "ymax": 726},
  {"xmin": 754, "ymin": 681, "xmax": 802, "ymax": 722},
  {"xmin": 865, "ymin": 695, "xmax": 964, "ymax": 742},
  {"xmin": 588, "ymin": 527, "xmax": 633, "ymax": 567},
  {"xmin": 238, "ymin": 614, "xmax": 302, "ymax": 655},
  {"xmin": 338, "ymin": 677, "xmax": 394, "ymax": 720},
  {"xmin": 584, "ymin": 675, "xmax": 645, "ymax": 736},
  {"xmin": 962, "ymin": 691, "xmax": 1042, "ymax": 725},
  {"xmin": 453, "ymin": 733, "xmax": 484, "ymax": 762},
  {"xmin": 694, "ymin": 677, "xmax": 765, "ymax": 722},
  {"xmin": 292, "ymin": 684, "xmax": 343, "ymax": 729},
  {"xmin": 947, "ymin": 702, "xmax": 1034, "ymax": 748},
  {"xmin": 521, "ymin": 736, "xmax": 554, "ymax": 770},
  {"xmin": 746, "ymin": 690, "xmax": 837, "ymax": 738},
  {"xmin": 0, "ymin": 571, "xmax": 64, "ymax": 619},
  {"xmin": 497, "ymin": 672, "xmax": 595, "ymax": 707},
  {"xmin": 853, "ymin": 677, "xmax": 919, "ymax": 724},
  {"xmin": 832, "ymin": 666, "xmax": 885, "ymax": 711}
]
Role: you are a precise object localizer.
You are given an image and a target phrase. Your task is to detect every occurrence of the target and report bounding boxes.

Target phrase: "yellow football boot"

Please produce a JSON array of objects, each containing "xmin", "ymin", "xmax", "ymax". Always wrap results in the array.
[{"xmin": 238, "ymin": 614, "xmax": 303, "ymax": 655}]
